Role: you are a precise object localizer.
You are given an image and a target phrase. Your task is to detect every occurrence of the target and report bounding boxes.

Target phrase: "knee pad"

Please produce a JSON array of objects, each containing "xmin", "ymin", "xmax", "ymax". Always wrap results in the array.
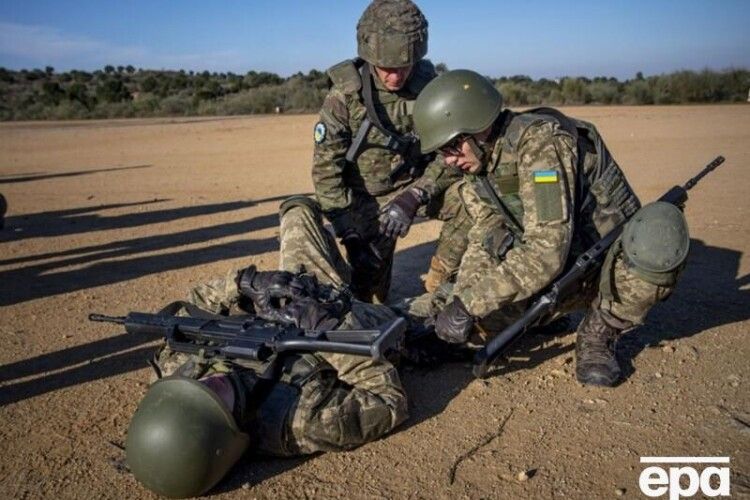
[
  {"xmin": 622, "ymin": 201, "xmax": 689, "ymax": 283},
  {"xmin": 279, "ymin": 195, "xmax": 321, "ymax": 219}
]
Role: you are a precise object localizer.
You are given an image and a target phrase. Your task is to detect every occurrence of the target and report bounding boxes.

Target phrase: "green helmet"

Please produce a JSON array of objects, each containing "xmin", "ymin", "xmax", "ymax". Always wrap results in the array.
[
  {"xmin": 357, "ymin": 0, "xmax": 428, "ymax": 67},
  {"xmin": 413, "ymin": 69, "xmax": 503, "ymax": 153},
  {"xmin": 622, "ymin": 201, "xmax": 690, "ymax": 273},
  {"xmin": 126, "ymin": 377, "xmax": 250, "ymax": 498}
]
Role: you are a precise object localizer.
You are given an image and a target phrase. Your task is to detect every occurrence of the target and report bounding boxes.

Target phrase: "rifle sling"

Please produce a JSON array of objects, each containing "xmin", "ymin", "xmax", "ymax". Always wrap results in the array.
[{"xmin": 477, "ymin": 175, "xmax": 524, "ymax": 233}]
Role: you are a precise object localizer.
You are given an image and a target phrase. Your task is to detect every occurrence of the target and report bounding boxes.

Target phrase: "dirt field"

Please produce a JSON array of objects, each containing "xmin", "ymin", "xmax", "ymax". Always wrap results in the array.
[{"xmin": 1, "ymin": 105, "xmax": 748, "ymax": 499}]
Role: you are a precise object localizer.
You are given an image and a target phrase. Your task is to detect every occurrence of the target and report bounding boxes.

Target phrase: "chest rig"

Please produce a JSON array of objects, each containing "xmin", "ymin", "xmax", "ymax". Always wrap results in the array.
[{"xmin": 327, "ymin": 59, "xmax": 436, "ymax": 191}]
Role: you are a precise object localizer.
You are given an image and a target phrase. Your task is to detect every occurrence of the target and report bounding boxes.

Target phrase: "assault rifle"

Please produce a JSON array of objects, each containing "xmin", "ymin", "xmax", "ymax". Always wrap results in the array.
[
  {"xmin": 472, "ymin": 156, "xmax": 726, "ymax": 378},
  {"xmin": 89, "ymin": 311, "xmax": 405, "ymax": 364}
]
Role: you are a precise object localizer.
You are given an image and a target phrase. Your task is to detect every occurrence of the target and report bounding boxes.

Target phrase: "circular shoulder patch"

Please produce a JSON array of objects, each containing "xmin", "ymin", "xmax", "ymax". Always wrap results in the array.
[{"xmin": 314, "ymin": 122, "xmax": 327, "ymax": 144}]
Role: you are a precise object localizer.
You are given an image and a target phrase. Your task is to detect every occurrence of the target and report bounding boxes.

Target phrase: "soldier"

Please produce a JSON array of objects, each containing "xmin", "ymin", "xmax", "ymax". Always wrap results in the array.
[
  {"xmin": 124, "ymin": 201, "xmax": 408, "ymax": 498},
  {"xmin": 407, "ymin": 70, "xmax": 689, "ymax": 387},
  {"xmin": 313, "ymin": 0, "xmax": 471, "ymax": 302}
]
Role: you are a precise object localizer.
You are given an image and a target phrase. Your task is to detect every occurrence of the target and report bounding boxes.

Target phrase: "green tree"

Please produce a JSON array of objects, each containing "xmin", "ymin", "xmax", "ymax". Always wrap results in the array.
[
  {"xmin": 561, "ymin": 78, "xmax": 590, "ymax": 104},
  {"xmin": 41, "ymin": 81, "xmax": 65, "ymax": 105},
  {"xmin": 96, "ymin": 78, "xmax": 131, "ymax": 103}
]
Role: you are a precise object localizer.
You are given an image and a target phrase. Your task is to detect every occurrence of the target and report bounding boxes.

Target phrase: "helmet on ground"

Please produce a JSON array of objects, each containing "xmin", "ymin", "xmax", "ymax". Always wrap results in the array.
[
  {"xmin": 357, "ymin": 0, "xmax": 428, "ymax": 67},
  {"xmin": 413, "ymin": 69, "xmax": 504, "ymax": 153},
  {"xmin": 622, "ymin": 201, "xmax": 690, "ymax": 273},
  {"xmin": 125, "ymin": 377, "xmax": 250, "ymax": 498}
]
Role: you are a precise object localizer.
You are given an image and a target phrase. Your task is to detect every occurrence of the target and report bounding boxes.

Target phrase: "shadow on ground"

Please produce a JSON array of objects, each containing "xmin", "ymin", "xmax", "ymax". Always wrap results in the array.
[
  {"xmin": 0, "ymin": 164, "xmax": 152, "ymax": 184},
  {"xmin": 1, "ymin": 194, "xmax": 296, "ymax": 242},
  {"xmin": 0, "ymin": 193, "xmax": 319, "ymax": 305},
  {"xmin": 617, "ymin": 238, "xmax": 749, "ymax": 378}
]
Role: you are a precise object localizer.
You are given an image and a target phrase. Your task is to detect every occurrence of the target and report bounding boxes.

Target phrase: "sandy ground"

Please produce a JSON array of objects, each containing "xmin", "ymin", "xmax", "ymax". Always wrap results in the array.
[{"xmin": 0, "ymin": 105, "xmax": 748, "ymax": 499}]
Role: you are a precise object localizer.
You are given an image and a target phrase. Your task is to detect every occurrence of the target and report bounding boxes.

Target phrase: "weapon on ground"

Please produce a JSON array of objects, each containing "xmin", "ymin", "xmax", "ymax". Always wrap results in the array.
[
  {"xmin": 472, "ymin": 155, "xmax": 726, "ymax": 379},
  {"xmin": 89, "ymin": 311, "xmax": 405, "ymax": 364}
]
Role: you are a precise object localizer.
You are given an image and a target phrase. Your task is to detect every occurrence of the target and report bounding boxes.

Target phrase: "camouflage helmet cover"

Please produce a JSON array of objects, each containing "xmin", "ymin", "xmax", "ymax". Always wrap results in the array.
[
  {"xmin": 357, "ymin": 0, "xmax": 428, "ymax": 67},
  {"xmin": 622, "ymin": 201, "xmax": 690, "ymax": 273},
  {"xmin": 413, "ymin": 69, "xmax": 504, "ymax": 153},
  {"xmin": 125, "ymin": 377, "xmax": 250, "ymax": 498}
]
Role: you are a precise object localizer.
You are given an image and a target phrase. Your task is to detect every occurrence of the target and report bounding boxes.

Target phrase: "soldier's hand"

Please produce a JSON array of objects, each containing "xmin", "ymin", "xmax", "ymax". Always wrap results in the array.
[
  {"xmin": 236, "ymin": 266, "xmax": 298, "ymax": 321},
  {"xmin": 279, "ymin": 296, "xmax": 340, "ymax": 331},
  {"xmin": 378, "ymin": 187, "xmax": 428, "ymax": 239},
  {"xmin": 435, "ymin": 296, "xmax": 475, "ymax": 344}
]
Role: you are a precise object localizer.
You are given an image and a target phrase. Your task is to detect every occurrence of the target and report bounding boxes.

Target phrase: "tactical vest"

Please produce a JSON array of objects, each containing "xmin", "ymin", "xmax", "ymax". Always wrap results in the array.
[
  {"xmin": 326, "ymin": 58, "xmax": 436, "ymax": 195},
  {"xmin": 475, "ymin": 108, "xmax": 641, "ymax": 249}
]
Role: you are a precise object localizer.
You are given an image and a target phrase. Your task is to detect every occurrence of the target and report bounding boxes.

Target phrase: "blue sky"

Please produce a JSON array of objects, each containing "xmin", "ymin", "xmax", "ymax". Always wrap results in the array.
[{"xmin": 0, "ymin": 0, "xmax": 747, "ymax": 79}]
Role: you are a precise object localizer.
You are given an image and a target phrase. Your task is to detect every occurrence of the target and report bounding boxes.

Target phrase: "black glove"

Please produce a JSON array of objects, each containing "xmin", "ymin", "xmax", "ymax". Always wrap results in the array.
[
  {"xmin": 236, "ymin": 266, "xmax": 298, "ymax": 322},
  {"xmin": 482, "ymin": 224, "xmax": 514, "ymax": 260},
  {"xmin": 278, "ymin": 296, "xmax": 341, "ymax": 331},
  {"xmin": 341, "ymin": 230, "xmax": 384, "ymax": 275},
  {"xmin": 378, "ymin": 187, "xmax": 428, "ymax": 239},
  {"xmin": 435, "ymin": 296, "xmax": 475, "ymax": 344}
]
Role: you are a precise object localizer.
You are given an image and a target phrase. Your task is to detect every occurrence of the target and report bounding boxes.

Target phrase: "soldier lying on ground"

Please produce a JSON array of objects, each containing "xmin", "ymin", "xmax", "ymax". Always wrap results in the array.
[
  {"xmin": 402, "ymin": 70, "xmax": 689, "ymax": 388},
  {"xmin": 312, "ymin": 0, "xmax": 471, "ymax": 301},
  {"xmin": 124, "ymin": 208, "xmax": 409, "ymax": 497}
]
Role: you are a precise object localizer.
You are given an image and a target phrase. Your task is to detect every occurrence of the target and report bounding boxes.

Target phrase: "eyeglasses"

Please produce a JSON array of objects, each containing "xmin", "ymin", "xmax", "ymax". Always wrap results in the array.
[{"xmin": 439, "ymin": 135, "xmax": 468, "ymax": 156}]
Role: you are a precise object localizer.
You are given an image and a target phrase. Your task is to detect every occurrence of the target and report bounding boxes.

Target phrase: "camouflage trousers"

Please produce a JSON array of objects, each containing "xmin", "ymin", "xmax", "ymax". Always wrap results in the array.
[
  {"xmin": 154, "ymin": 221, "xmax": 409, "ymax": 456},
  {"xmin": 403, "ymin": 236, "xmax": 679, "ymax": 341},
  {"xmin": 328, "ymin": 181, "xmax": 471, "ymax": 302}
]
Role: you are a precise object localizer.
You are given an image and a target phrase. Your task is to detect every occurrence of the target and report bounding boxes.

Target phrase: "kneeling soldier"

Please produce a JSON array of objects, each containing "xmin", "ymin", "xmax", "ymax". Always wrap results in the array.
[{"xmin": 407, "ymin": 70, "xmax": 689, "ymax": 387}]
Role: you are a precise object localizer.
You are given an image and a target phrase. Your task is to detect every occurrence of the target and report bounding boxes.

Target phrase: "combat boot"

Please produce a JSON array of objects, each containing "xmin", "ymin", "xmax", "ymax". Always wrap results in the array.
[
  {"xmin": 424, "ymin": 256, "xmax": 455, "ymax": 293},
  {"xmin": 575, "ymin": 308, "xmax": 623, "ymax": 387}
]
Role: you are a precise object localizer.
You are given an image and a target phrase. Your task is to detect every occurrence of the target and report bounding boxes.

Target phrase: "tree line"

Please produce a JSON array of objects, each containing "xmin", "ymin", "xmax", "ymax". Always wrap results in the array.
[{"xmin": 0, "ymin": 64, "xmax": 747, "ymax": 121}]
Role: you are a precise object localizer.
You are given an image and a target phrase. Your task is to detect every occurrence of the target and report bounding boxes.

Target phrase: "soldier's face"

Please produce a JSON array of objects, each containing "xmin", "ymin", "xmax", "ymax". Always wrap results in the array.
[
  {"xmin": 374, "ymin": 65, "xmax": 413, "ymax": 91},
  {"xmin": 440, "ymin": 136, "xmax": 483, "ymax": 174}
]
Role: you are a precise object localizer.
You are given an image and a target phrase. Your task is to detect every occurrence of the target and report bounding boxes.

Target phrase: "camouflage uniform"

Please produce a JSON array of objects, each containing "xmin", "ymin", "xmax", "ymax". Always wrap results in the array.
[
  {"xmin": 409, "ymin": 110, "xmax": 682, "ymax": 338},
  {"xmin": 312, "ymin": 59, "xmax": 471, "ymax": 301},
  {"xmin": 154, "ymin": 211, "xmax": 408, "ymax": 456}
]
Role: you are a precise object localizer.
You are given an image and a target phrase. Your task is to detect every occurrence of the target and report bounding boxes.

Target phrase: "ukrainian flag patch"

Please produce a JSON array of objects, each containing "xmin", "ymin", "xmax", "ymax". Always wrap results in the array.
[{"xmin": 534, "ymin": 170, "xmax": 559, "ymax": 183}]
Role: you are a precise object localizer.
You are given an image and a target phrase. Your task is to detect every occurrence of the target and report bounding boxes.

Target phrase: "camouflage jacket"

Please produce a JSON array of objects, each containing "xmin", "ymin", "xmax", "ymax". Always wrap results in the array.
[
  {"xmin": 312, "ymin": 58, "xmax": 460, "ymax": 215},
  {"xmin": 453, "ymin": 110, "xmax": 641, "ymax": 317}
]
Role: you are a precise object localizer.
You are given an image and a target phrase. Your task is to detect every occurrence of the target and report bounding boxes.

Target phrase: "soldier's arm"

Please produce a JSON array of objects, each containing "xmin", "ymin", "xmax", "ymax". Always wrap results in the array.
[
  {"xmin": 411, "ymin": 154, "xmax": 463, "ymax": 200},
  {"xmin": 311, "ymin": 89, "xmax": 354, "ymax": 214},
  {"xmin": 455, "ymin": 123, "xmax": 577, "ymax": 317},
  {"xmin": 294, "ymin": 352, "xmax": 408, "ymax": 452}
]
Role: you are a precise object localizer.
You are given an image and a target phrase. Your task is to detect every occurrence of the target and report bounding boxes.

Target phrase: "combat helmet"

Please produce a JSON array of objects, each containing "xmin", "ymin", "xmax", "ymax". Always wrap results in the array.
[
  {"xmin": 126, "ymin": 377, "xmax": 250, "ymax": 498},
  {"xmin": 413, "ymin": 69, "xmax": 504, "ymax": 153},
  {"xmin": 357, "ymin": 0, "xmax": 428, "ymax": 67},
  {"xmin": 622, "ymin": 201, "xmax": 690, "ymax": 274}
]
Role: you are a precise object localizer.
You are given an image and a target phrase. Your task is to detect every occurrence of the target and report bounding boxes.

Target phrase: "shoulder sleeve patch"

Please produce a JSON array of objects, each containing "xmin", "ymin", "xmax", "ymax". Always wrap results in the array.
[
  {"xmin": 314, "ymin": 122, "xmax": 327, "ymax": 144},
  {"xmin": 532, "ymin": 168, "xmax": 564, "ymax": 222}
]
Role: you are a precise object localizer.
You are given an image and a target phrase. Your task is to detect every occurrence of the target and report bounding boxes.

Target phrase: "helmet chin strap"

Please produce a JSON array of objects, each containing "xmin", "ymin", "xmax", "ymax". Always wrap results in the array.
[{"xmin": 465, "ymin": 136, "xmax": 487, "ymax": 172}]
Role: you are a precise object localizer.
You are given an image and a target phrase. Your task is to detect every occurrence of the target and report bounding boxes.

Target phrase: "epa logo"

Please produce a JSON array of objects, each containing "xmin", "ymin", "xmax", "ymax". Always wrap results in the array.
[{"xmin": 639, "ymin": 457, "xmax": 730, "ymax": 499}]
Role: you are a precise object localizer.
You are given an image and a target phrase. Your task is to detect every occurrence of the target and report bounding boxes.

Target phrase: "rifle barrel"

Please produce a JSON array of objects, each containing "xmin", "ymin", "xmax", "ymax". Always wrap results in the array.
[
  {"xmin": 684, "ymin": 156, "xmax": 724, "ymax": 191},
  {"xmin": 88, "ymin": 313, "xmax": 125, "ymax": 324}
]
